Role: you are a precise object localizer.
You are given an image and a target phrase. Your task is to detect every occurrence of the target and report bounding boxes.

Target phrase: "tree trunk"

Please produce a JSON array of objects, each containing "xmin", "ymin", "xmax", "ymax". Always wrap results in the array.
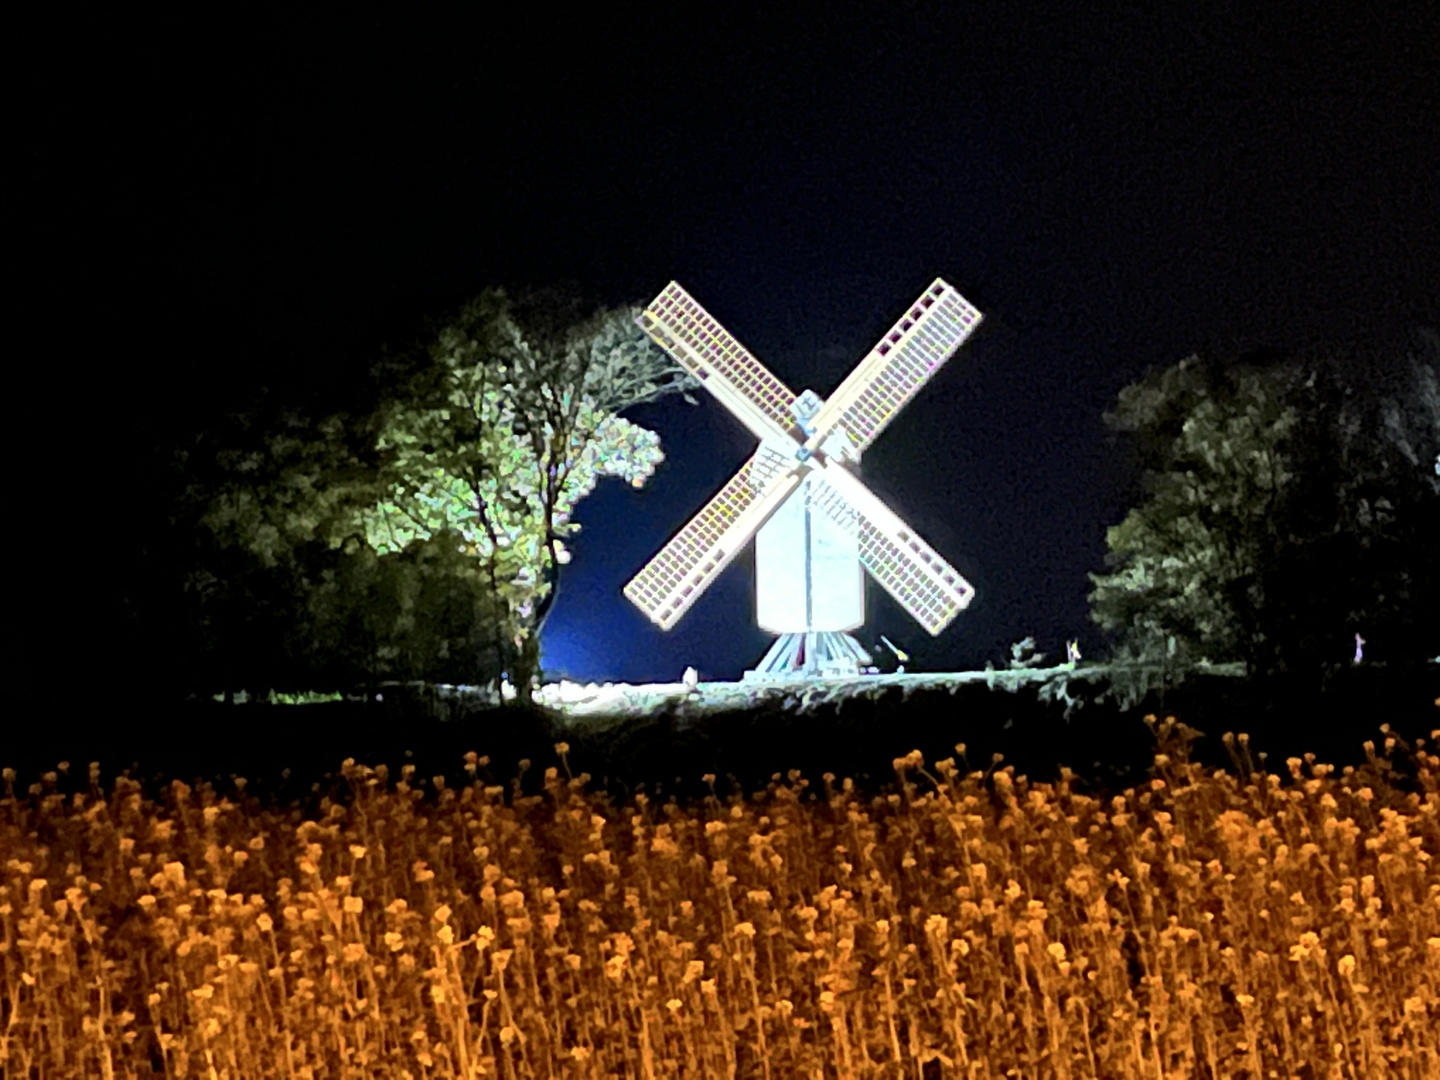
[{"xmin": 507, "ymin": 632, "xmax": 540, "ymax": 705}]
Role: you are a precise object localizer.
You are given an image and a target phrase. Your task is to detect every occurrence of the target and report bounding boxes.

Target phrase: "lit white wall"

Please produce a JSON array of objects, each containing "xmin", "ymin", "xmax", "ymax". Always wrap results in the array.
[{"xmin": 754, "ymin": 475, "xmax": 863, "ymax": 632}]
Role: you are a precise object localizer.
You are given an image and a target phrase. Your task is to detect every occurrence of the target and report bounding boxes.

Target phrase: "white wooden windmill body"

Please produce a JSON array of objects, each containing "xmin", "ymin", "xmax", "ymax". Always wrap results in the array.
[{"xmin": 625, "ymin": 279, "xmax": 982, "ymax": 678}]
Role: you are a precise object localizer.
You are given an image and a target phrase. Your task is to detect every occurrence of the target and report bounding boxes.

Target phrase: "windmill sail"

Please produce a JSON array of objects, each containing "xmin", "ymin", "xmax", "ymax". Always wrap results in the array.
[
  {"xmin": 807, "ymin": 279, "xmax": 982, "ymax": 462},
  {"xmin": 808, "ymin": 467, "xmax": 974, "ymax": 635},
  {"xmin": 624, "ymin": 455, "xmax": 802, "ymax": 630},
  {"xmin": 637, "ymin": 282, "xmax": 798, "ymax": 444}
]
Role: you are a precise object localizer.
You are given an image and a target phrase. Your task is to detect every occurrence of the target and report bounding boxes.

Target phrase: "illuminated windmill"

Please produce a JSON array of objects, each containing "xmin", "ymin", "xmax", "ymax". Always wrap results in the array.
[{"xmin": 625, "ymin": 279, "xmax": 982, "ymax": 677}]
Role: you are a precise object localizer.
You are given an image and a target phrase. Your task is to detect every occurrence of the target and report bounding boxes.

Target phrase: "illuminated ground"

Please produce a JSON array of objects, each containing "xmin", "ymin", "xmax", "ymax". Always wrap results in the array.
[
  {"xmin": 532, "ymin": 669, "xmax": 1031, "ymax": 717},
  {"xmin": 528, "ymin": 661, "xmax": 1244, "ymax": 720}
]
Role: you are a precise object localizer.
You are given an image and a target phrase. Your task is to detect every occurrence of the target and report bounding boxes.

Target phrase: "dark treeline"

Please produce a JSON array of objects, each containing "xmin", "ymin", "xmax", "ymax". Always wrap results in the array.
[{"xmin": 21, "ymin": 320, "xmax": 1435, "ymax": 804}]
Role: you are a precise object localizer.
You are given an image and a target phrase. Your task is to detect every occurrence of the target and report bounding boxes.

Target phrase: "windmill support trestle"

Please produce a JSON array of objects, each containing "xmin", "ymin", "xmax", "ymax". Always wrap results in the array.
[{"xmin": 745, "ymin": 632, "xmax": 873, "ymax": 680}]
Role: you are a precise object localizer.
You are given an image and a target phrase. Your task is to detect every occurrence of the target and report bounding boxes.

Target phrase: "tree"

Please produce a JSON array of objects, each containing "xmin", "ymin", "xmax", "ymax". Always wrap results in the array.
[
  {"xmin": 1257, "ymin": 327, "xmax": 1440, "ymax": 679},
  {"xmin": 182, "ymin": 400, "xmax": 373, "ymax": 698},
  {"xmin": 1088, "ymin": 353, "xmax": 1301, "ymax": 678},
  {"xmin": 355, "ymin": 287, "xmax": 696, "ymax": 700},
  {"xmin": 193, "ymin": 395, "xmax": 516, "ymax": 696},
  {"xmin": 1090, "ymin": 330, "xmax": 1440, "ymax": 690},
  {"xmin": 301, "ymin": 533, "xmax": 510, "ymax": 688}
]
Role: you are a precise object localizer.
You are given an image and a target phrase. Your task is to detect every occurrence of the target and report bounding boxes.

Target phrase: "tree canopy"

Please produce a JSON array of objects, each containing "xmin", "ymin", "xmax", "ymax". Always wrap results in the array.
[
  {"xmin": 1259, "ymin": 329, "xmax": 1440, "ymax": 677},
  {"xmin": 354, "ymin": 287, "xmax": 696, "ymax": 696},
  {"xmin": 1088, "ymin": 354, "xmax": 1301, "ymax": 674},
  {"xmin": 1090, "ymin": 329, "xmax": 1439, "ymax": 690},
  {"xmin": 190, "ymin": 400, "xmax": 507, "ymax": 695},
  {"xmin": 183, "ymin": 287, "xmax": 693, "ymax": 701}
]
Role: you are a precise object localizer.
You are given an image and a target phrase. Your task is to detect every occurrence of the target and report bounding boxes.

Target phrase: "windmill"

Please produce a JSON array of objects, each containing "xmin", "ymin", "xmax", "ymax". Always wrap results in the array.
[{"xmin": 625, "ymin": 279, "xmax": 982, "ymax": 678}]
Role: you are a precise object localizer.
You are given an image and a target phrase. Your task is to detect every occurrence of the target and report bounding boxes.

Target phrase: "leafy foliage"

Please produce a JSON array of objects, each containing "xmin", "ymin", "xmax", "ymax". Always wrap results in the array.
[
  {"xmin": 301, "ymin": 533, "xmax": 509, "ymax": 687},
  {"xmin": 192, "ymin": 403, "xmax": 506, "ymax": 694},
  {"xmin": 183, "ymin": 287, "xmax": 693, "ymax": 700},
  {"xmin": 1006, "ymin": 636, "xmax": 1046, "ymax": 669},
  {"xmin": 1089, "ymin": 355, "xmax": 1301, "ymax": 674},
  {"xmin": 1258, "ymin": 327, "xmax": 1440, "ymax": 678},
  {"xmin": 181, "ymin": 404, "xmax": 375, "ymax": 697},
  {"xmin": 1091, "ymin": 330, "xmax": 1439, "ymax": 688},
  {"xmin": 199, "ymin": 406, "xmax": 384, "ymax": 568},
  {"xmin": 356, "ymin": 287, "xmax": 696, "ymax": 697}
]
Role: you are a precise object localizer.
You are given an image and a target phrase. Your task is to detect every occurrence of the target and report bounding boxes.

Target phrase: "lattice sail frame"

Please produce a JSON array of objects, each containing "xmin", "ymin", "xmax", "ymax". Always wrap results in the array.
[
  {"xmin": 626, "ymin": 279, "xmax": 982, "ymax": 635},
  {"xmin": 806, "ymin": 280, "xmax": 982, "ymax": 462},
  {"xmin": 624, "ymin": 455, "xmax": 801, "ymax": 630},
  {"xmin": 635, "ymin": 283, "xmax": 799, "ymax": 445},
  {"xmin": 807, "ymin": 469, "xmax": 974, "ymax": 635}
]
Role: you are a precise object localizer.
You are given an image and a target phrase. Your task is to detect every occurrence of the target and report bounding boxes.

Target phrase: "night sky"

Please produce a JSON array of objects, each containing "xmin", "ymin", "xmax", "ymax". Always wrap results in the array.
[{"xmin": 26, "ymin": 6, "xmax": 1437, "ymax": 690}]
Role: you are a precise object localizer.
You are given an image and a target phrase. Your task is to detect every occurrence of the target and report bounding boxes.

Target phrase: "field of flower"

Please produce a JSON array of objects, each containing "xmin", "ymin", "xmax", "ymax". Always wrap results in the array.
[{"xmin": 2, "ymin": 717, "xmax": 1438, "ymax": 1078}]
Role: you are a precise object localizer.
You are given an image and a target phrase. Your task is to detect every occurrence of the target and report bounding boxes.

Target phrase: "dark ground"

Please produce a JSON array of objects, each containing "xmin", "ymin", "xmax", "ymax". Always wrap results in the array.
[{"xmin": 5, "ymin": 665, "xmax": 1435, "ymax": 816}]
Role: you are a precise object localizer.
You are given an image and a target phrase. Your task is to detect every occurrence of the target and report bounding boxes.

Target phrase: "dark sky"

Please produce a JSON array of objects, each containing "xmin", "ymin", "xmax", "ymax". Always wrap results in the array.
[{"xmin": 27, "ymin": 6, "xmax": 1437, "ymax": 687}]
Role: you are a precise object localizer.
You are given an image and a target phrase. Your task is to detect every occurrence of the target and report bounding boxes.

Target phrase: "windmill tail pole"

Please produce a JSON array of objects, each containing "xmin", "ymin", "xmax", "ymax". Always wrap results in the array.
[{"xmin": 880, "ymin": 636, "xmax": 909, "ymax": 662}]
